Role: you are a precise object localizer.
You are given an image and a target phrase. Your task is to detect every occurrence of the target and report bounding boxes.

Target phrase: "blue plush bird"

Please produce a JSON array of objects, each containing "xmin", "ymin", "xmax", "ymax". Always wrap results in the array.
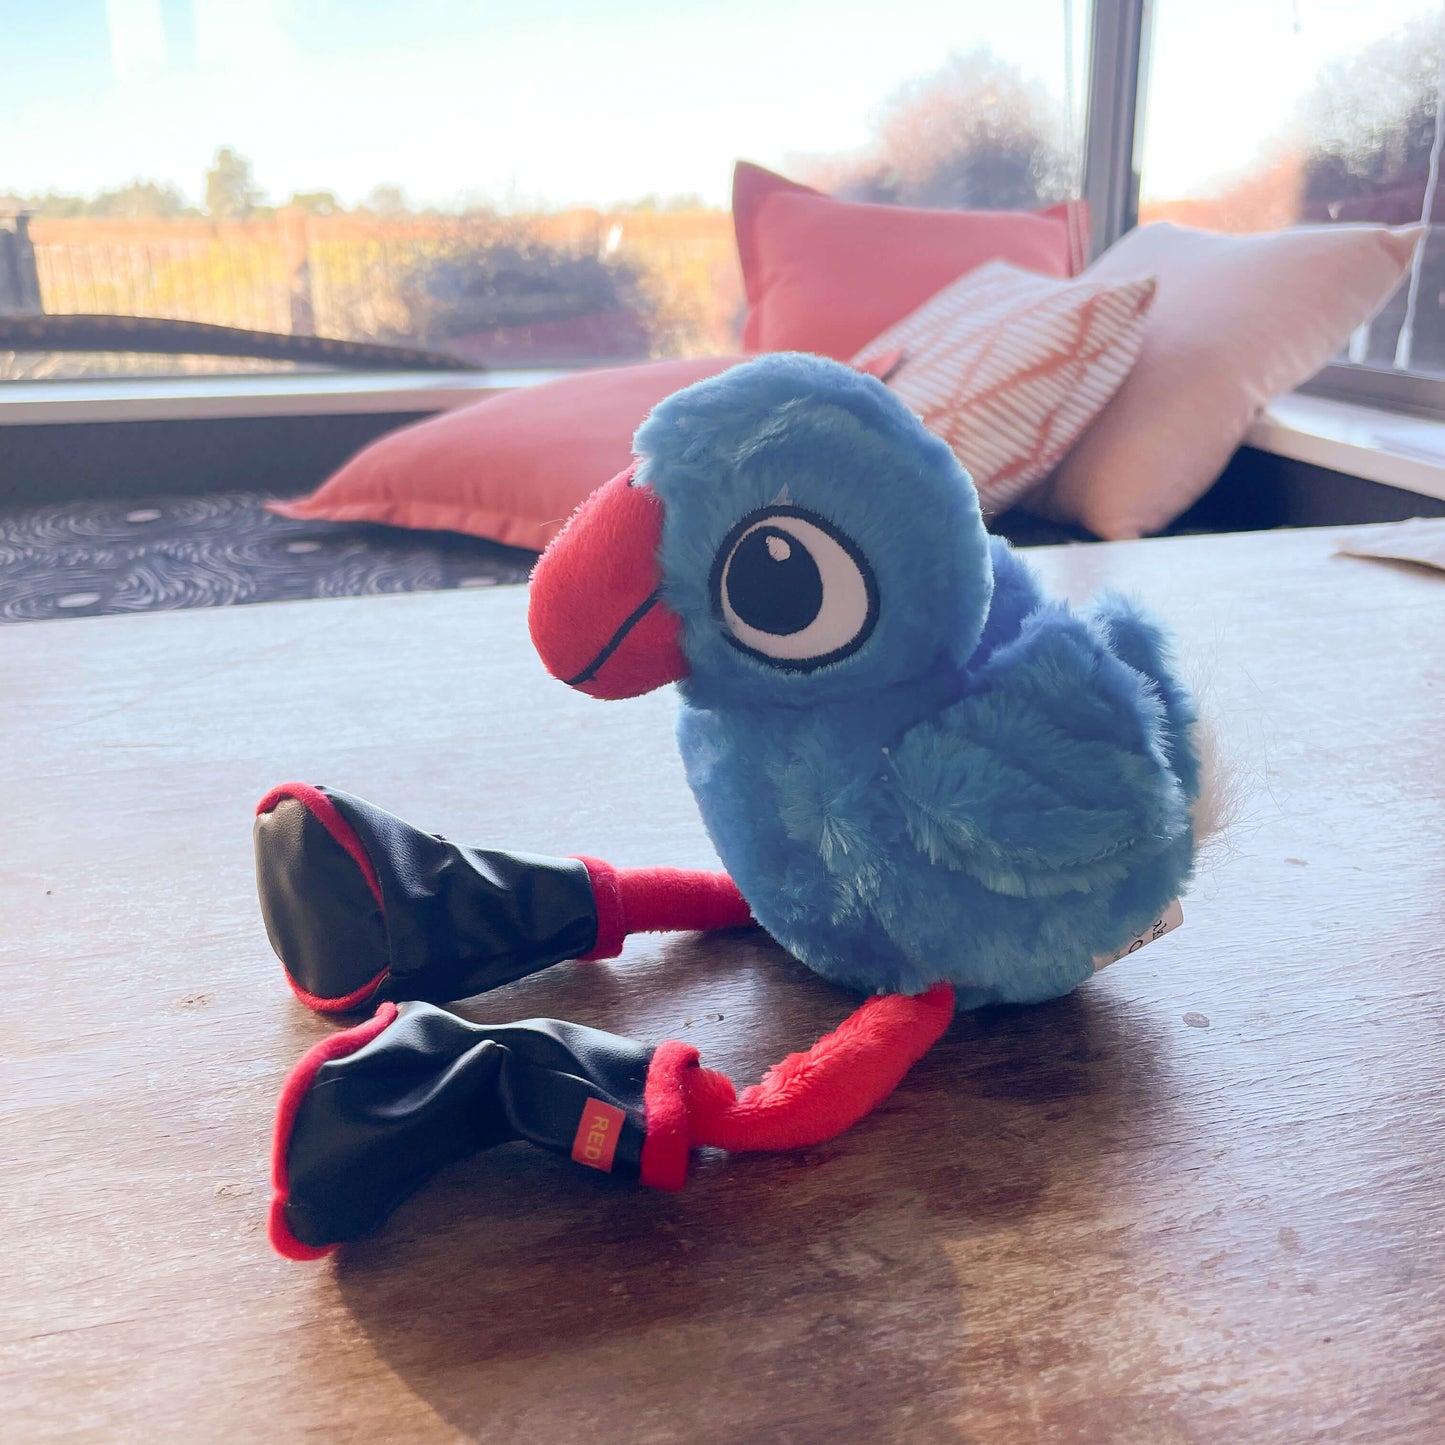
[
  {"xmin": 529, "ymin": 352, "xmax": 1202, "ymax": 1010},
  {"xmin": 260, "ymin": 350, "xmax": 1216, "ymax": 1257}
]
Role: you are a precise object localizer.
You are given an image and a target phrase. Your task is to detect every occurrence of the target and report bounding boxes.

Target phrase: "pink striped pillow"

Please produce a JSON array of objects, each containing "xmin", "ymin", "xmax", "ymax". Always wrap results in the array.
[{"xmin": 851, "ymin": 261, "xmax": 1156, "ymax": 515}]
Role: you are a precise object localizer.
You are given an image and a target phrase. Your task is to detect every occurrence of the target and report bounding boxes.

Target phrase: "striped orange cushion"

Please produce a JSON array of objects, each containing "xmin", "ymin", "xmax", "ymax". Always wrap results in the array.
[{"xmin": 852, "ymin": 261, "xmax": 1156, "ymax": 516}]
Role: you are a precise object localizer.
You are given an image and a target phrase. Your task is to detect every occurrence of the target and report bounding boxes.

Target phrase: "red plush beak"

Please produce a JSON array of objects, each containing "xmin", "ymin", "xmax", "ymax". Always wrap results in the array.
[{"xmin": 529, "ymin": 466, "xmax": 689, "ymax": 699}]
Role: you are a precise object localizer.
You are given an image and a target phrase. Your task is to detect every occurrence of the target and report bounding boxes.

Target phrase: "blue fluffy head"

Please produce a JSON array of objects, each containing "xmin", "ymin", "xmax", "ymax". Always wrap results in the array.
[{"xmin": 634, "ymin": 353, "xmax": 993, "ymax": 708}]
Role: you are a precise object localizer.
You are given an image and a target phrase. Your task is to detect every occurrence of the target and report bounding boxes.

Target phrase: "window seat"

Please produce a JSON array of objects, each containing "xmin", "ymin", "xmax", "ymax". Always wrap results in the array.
[
  {"xmin": 2, "ymin": 375, "xmax": 1443, "ymax": 537},
  {"xmin": 1248, "ymin": 393, "xmax": 1445, "ymax": 507}
]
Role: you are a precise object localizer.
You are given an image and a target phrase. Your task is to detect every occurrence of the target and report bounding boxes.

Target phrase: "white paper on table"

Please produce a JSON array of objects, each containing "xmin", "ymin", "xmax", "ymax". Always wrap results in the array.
[{"xmin": 1336, "ymin": 518, "xmax": 1445, "ymax": 574}]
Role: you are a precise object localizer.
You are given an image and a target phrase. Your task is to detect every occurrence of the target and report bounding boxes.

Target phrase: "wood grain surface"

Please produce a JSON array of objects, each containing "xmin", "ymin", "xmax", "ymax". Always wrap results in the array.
[{"xmin": 2, "ymin": 523, "xmax": 1442, "ymax": 1444}]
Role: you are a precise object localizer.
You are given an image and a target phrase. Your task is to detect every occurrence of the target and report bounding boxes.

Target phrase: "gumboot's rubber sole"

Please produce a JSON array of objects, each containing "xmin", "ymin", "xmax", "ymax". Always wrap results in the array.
[
  {"xmin": 255, "ymin": 783, "xmax": 391, "ymax": 1012},
  {"xmin": 268, "ymin": 1001, "xmax": 400, "ymax": 1260}
]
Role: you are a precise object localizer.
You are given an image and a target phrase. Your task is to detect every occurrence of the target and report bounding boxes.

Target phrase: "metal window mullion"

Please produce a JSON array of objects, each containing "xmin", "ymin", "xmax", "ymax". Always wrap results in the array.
[
  {"xmin": 1302, "ymin": 361, "xmax": 1445, "ymax": 420},
  {"xmin": 1082, "ymin": 0, "xmax": 1152, "ymax": 261}
]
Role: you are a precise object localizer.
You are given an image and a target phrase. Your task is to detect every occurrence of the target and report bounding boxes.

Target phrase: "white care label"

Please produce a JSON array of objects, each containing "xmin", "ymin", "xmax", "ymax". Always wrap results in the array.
[{"xmin": 1093, "ymin": 898, "xmax": 1184, "ymax": 971}]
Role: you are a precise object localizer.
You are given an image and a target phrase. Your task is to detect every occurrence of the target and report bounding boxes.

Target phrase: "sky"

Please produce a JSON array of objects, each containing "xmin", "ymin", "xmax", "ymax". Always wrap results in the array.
[{"xmin": 0, "ymin": 0, "xmax": 1439, "ymax": 211}]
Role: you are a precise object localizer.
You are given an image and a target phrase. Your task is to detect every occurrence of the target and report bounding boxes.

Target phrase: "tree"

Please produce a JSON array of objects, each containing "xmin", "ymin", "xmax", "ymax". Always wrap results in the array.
[
  {"xmin": 1297, "ymin": 13, "xmax": 1442, "ymax": 220},
  {"xmin": 287, "ymin": 189, "xmax": 342, "ymax": 217},
  {"xmin": 363, "ymin": 183, "xmax": 409, "ymax": 217},
  {"xmin": 800, "ymin": 49, "xmax": 1072, "ymax": 210},
  {"xmin": 1291, "ymin": 13, "xmax": 1443, "ymax": 371},
  {"xmin": 205, "ymin": 147, "xmax": 262, "ymax": 220},
  {"xmin": 0, "ymin": 182, "xmax": 194, "ymax": 219},
  {"xmin": 88, "ymin": 179, "xmax": 189, "ymax": 219},
  {"xmin": 393, "ymin": 223, "xmax": 653, "ymax": 365},
  {"xmin": 0, "ymin": 190, "xmax": 87, "ymax": 218}
]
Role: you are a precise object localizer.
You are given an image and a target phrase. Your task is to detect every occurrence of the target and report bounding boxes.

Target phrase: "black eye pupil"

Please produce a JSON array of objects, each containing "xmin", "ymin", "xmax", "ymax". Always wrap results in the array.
[{"xmin": 726, "ymin": 526, "xmax": 823, "ymax": 636}]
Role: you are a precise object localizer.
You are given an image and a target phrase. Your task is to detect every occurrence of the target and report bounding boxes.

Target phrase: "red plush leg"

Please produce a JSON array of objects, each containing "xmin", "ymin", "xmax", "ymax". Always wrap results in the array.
[
  {"xmin": 574, "ymin": 857, "xmax": 753, "ymax": 960},
  {"xmin": 638, "ymin": 983, "xmax": 955, "ymax": 1189}
]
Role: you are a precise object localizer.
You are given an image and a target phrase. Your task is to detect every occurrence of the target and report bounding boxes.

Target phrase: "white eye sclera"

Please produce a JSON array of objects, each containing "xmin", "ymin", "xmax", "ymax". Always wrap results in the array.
[{"xmin": 712, "ymin": 506, "xmax": 878, "ymax": 671}]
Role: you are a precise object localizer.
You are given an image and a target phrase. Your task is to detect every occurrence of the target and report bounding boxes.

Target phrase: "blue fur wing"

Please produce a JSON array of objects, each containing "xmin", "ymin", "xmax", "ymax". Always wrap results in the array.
[
  {"xmin": 1082, "ymin": 592, "xmax": 1201, "ymax": 804},
  {"xmin": 890, "ymin": 604, "xmax": 1189, "ymax": 896},
  {"xmin": 968, "ymin": 534, "xmax": 1048, "ymax": 666},
  {"xmin": 867, "ymin": 603, "xmax": 1199, "ymax": 1001}
]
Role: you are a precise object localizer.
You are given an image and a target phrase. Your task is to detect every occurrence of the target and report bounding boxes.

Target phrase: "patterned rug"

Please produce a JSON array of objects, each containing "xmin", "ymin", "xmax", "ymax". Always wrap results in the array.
[{"xmin": 0, "ymin": 491, "xmax": 537, "ymax": 624}]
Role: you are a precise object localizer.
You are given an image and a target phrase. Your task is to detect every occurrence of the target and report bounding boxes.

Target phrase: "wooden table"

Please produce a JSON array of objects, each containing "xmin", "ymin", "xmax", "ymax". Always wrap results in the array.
[{"xmin": 3, "ymin": 523, "xmax": 1442, "ymax": 1443}]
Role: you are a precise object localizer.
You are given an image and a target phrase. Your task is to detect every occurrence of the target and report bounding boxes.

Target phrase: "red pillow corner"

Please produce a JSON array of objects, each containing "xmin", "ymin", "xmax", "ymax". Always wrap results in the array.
[
  {"xmin": 731, "ymin": 160, "xmax": 1090, "ymax": 359},
  {"xmin": 270, "ymin": 354, "xmax": 749, "ymax": 551}
]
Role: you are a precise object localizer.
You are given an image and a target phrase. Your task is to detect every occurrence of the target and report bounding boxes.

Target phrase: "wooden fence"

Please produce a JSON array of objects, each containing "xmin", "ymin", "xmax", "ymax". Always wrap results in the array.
[{"xmin": 3, "ymin": 207, "xmax": 743, "ymax": 361}]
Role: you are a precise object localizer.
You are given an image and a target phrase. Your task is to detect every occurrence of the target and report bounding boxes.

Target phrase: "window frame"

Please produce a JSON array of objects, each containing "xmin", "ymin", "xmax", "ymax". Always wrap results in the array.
[
  {"xmin": 1302, "ymin": 361, "xmax": 1445, "ymax": 419},
  {"xmin": 1082, "ymin": 0, "xmax": 1151, "ymax": 260}
]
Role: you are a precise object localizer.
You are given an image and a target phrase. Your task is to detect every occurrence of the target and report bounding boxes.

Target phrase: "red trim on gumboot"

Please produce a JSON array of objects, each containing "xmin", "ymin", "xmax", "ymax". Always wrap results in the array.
[
  {"xmin": 639, "ymin": 1040, "xmax": 701, "ymax": 1191},
  {"xmin": 574, "ymin": 856, "xmax": 626, "ymax": 961},
  {"xmin": 285, "ymin": 970, "xmax": 389, "ymax": 1015},
  {"xmin": 268, "ymin": 1001, "xmax": 399, "ymax": 1261},
  {"xmin": 256, "ymin": 782, "xmax": 384, "ymax": 908}
]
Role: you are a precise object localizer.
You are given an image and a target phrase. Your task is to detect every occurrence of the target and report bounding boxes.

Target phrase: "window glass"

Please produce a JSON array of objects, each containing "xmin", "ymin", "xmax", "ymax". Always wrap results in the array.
[
  {"xmin": 1138, "ymin": 0, "xmax": 1445, "ymax": 376},
  {"xmin": 1, "ymin": 0, "xmax": 1087, "ymax": 380}
]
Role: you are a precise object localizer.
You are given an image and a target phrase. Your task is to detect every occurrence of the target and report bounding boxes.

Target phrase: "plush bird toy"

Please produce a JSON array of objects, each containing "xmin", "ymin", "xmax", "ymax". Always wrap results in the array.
[{"xmin": 258, "ymin": 353, "xmax": 1204, "ymax": 1259}]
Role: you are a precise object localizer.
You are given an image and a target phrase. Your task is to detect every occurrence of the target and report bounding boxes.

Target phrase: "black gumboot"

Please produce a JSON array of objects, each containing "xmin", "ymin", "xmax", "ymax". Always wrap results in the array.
[
  {"xmin": 254, "ymin": 784, "xmax": 604, "ymax": 1009},
  {"xmin": 272, "ymin": 1001, "xmax": 653, "ymax": 1253}
]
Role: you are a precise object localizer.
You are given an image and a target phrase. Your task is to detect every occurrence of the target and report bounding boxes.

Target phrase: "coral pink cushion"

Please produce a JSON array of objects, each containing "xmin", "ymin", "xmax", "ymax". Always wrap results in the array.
[
  {"xmin": 1029, "ymin": 221, "xmax": 1424, "ymax": 539},
  {"xmin": 271, "ymin": 356, "xmax": 747, "ymax": 550},
  {"xmin": 852, "ymin": 261, "xmax": 1156, "ymax": 516},
  {"xmin": 734, "ymin": 161, "xmax": 1089, "ymax": 361}
]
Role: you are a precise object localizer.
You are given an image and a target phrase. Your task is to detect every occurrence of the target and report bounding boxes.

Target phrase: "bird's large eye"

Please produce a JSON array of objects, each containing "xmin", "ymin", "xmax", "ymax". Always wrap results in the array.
[{"xmin": 710, "ymin": 506, "xmax": 878, "ymax": 671}]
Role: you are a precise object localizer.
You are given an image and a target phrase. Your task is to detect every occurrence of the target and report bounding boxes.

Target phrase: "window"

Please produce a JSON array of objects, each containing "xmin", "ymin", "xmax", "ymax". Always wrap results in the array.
[
  {"xmin": 1136, "ymin": 0, "xmax": 1445, "ymax": 392},
  {"xmin": 1, "ymin": 0, "xmax": 1088, "ymax": 381}
]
